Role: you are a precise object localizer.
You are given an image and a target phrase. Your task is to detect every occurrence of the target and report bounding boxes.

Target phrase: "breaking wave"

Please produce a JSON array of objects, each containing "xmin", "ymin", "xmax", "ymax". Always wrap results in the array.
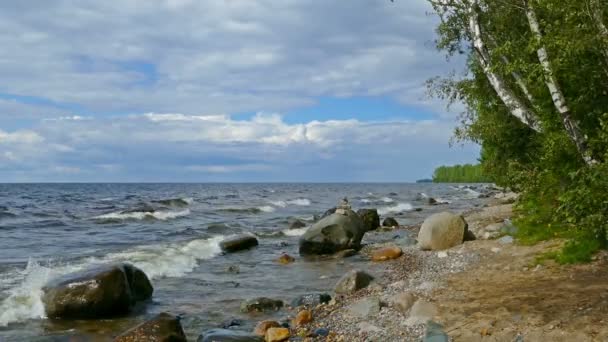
[
  {"xmin": 0, "ymin": 235, "xmax": 224, "ymax": 327},
  {"xmin": 93, "ymin": 209, "xmax": 191, "ymax": 222},
  {"xmin": 378, "ymin": 202, "xmax": 413, "ymax": 215}
]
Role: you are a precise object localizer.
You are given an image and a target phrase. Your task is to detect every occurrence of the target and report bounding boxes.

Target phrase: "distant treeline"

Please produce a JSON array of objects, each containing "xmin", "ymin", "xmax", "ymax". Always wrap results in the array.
[{"xmin": 432, "ymin": 164, "xmax": 491, "ymax": 183}]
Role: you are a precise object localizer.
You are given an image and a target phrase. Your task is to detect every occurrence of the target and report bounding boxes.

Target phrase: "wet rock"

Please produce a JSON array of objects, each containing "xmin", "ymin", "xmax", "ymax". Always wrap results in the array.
[
  {"xmin": 197, "ymin": 329, "xmax": 263, "ymax": 342},
  {"xmin": 221, "ymin": 318, "xmax": 245, "ymax": 329},
  {"xmin": 276, "ymin": 253, "xmax": 295, "ymax": 265},
  {"xmin": 288, "ymin": 219, "xmax": 307, "ymax": 229},
  {"xmin": 382, "ymin": 217, "xmax": 399, "ymax": 227},
  {"xmin": 265, "ymin": 327, "xmax": 290, "ymax": 342},
  {"xmin": 371, "ymin": 246, "xmax": 402, "ymax": 262},
  {"xmin": 333, "ymin": 249, "xmax": 357, "ymax": 259},
  {"xmin": 299, "ymin": 209, "xmax": 367, "ymax": 255},
  {"xmin": 240, "ymin": 297, "xmax": 284, "ymax": 313},
  {"xmin": 220, "ymin": 234, "xmax": 259, "ymax": 253},
  {"xmin": 42, "ymin": 263, "xmax": 153, "ymax": 319},
  {"xmin": 293, "ymin": 309, "xmax": 313, "ymax": 326},
  {"xmin": 334, "ymin": 269, "xmax": 374, "ymax": 295},
  {"xmin": 427, "ymin": 197, "xmax": 438, "ymax": 205},
  {"xmin": 227, "ymin": 265, "xmax": 240, "ymax": 274},
  {"xmin": 424, "ymin": 321, "xmax": 449, "ymax": 342},
  {"xmin": 320, "ymin": 207, "xmax": 337, "ymax": 219},
  {"xmin": 463, "ymin": 226, "xmax": 477, "ymax": 242},
  {"xmin": 418, "ymin": 212, "xmax": 467, "ymax": 251},
  {"xmin": 253, "ymin": 320, "xmax": 280, "ymax": 336},
  {"xmin": 347, "ymin": 297, "xmax": 382, "ymax": 318},
  {"xmin": 115, "ymin": 312, "xmax": 186, "ymax": 342},
  {"xmin": 291, "ymin": 293, "xmax": 332, "ymax": 307},
  {"xmin": 356, "ymin": 209, "xmax": 380, "ymax": 231},
  {"xmin": 389, "ymin": 292, "xmax": 417, "ymax": 314}
]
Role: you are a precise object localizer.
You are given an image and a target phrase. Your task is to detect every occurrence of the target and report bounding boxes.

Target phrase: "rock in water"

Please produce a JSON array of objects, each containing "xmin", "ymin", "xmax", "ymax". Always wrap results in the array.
[
  {"xmin": 42, "ymin": 263, "xmax": 153, "ymax": 319},
  {"xmin": 115, "ymin": 312, "xmax": 186, "ymax": 342},
  {"xmin": 356, "ymin": 209, "xmax": 380, "ymax": 231},
  {"xmin": 417, "ymin": 212, "xmax": 467, "ymax": 251},
  {"xmin": 382, "ymin": 217, "xmax": 399, "ymax": 227},
  {"xmin": 220, "ymin": 234, "xmax": 259, "ymax": 253},
  {"xmin": 276, "ymin": 253, "xmax": 295, "ymax": 265},
  {"xmin": 197, "ymin": 329, "xmax": 263, "ymax": 342},
  {"xmin": 290, "ymin": 293, "xmax": 332, "ymax": 307},
  {"xmin": 299, "ymin": 210, "xmax": 367, "ymax": 255},
  {"xmin": 334, "ymin": 270, "xmax": 374, "ymax": 295},
  {"xmin": 288, "ymin": 219, "xmax": 307, "ymax": 229},
  {"xmin": 240, "ymin": 297, "xmax": 284, "ymax": 313},
  {"xmin": 371, "ymin": 246, "xmax": 403, "ymax": 261}
]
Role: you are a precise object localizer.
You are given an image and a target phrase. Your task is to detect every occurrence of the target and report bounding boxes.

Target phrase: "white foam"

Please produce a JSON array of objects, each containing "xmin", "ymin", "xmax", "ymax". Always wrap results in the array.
[
  {"xmin": 378, "ymin": 202, "xmax": 413, "ymax": 215},
  {"xmin": 288, "ymin": 198, "xmax": 311, "ymax": 206},
  {"xmin": 282, "ymin": 227, "xmax": 308, "ymax": 237},
  {"xmin": 381, "ymin": 197, "xmax": 394, "ymax": 203},
  {"xmin": 257, "ymin": 206, "xmax": 275, "ymax": 213},
  {"xmin": 360, "ymin": 198, "xmax": 372, "ymax": 203},
  {"xmin": 0, "ymin": 236, "xmax": 223, "ymax": 327},
  {"xmin": 93, "ymin": 209, "xmax": 190, "ymax": 221},
  {"xmin": 269, "ymin": 200, "xmax": 287, "ymax": 208}
]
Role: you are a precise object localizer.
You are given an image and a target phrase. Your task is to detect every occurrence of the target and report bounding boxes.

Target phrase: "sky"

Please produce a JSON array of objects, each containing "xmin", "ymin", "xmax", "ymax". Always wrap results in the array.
[{"xmin": 0, "ymin": 0, "xmax": 477, "ymax": 182}]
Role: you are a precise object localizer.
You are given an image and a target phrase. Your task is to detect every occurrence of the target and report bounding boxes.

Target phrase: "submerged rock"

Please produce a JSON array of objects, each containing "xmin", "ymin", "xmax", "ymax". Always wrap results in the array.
[
  {"xmin": 220, "ymin": 234, "xmax": 259, "ymax": 253},
  {"xmin": 42, "ymin": 263, "xmax": 153, "ymax": 319},
  {"xmin": 115, "ymin": 312, "xmax": 186, "ymax": 342},
  {"xmin": 299, "ymin": 209, "xmax": 367, "ymax": 255},
  {"xmin": 291, "ymin": 293, "xmax": 332, "ymax": 307},
  {"xmin": 418, "ymin": 212, "xmax": 467, "ymax": 251},
  {"xmin": 197, "ymin": 329, "xmax": 263, "ymax": 342},
  {"xmin": 276, "ymin": 253, "xmax": 295, "ymax": 265},
  {"xmin": 288, "ymin": 219, "xmax": 307, "ymax": 229},
  {"xmin": 382, "ymin": 217, "xmax": 399, "ymax": 227},
  {"xmin": 334, "ymin": 269, "xmax": 374, "ymax": 295},
  {"xmin": 240, "ymin": 297, "xmax": 284, "ymax": 313},
  {"xmin": 424, "ymin": 321, "xmax": 449, "ymax": 342},
  {"xmin": 357, "ymin": 209, "xmax": 380, "ymax": 231}
]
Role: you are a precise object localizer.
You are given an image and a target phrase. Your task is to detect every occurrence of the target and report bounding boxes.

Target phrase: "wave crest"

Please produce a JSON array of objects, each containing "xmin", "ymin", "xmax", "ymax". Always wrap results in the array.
[
  {"xmin": 378, "ymin": 202, "xmax": 413, "ymax": 215},
  {"xmin": 93, "ymin": 209, "xmax": 190, "ymax": 222}
]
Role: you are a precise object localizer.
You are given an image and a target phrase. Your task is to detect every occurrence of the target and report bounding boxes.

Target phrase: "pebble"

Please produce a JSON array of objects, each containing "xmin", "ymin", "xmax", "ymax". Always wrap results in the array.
[
  {"xmin": 437, "ymin": 251, "xmax": 448, "ymax": 258},
  {"xmin": 293, "ymin": 309, "xmax": 313, "ymax": 326}
]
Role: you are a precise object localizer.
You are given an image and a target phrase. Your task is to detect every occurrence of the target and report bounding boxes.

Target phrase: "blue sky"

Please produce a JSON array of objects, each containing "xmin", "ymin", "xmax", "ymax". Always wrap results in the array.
[{"xmin": 0, "ymin": 0, "xmax": 477, "ymax": 182}]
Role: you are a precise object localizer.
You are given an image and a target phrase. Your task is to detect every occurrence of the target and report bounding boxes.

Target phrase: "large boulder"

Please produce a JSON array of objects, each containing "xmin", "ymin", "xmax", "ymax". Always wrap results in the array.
[
  {"xmin": 299, "ymin": 210, "xmax": 367, "ymax": 255},
  {"xmin": 197, "ymin": 329, "xmax": 263, "ymax": 342},
  {"xmin": 334, "ymin": 270, "xmax": 374, "ymax": 295},
  {"xmin": 220, "ymin": 234, "xmax": 259, "ymax": 253},
  {"xmin": 42, "ymin": 263, "xmax": 153, "ymax": 319},
  {"xmin": 356, "ymin": 209, "xmax": 380, "ymax": 231},
  {"xmin": 417, "ymin": 212, "xmax": 467, "ymax": 251},
  {"xmin": 115, "ymin": 312, "xmax": 186, "ymax": 342}
]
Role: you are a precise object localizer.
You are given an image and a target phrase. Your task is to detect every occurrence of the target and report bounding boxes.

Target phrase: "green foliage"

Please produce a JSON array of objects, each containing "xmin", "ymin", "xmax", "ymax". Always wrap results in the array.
[
  {"xmin": 428, "ymin": 0, "xmax": 608, "ymax": 262},
  {"xmin": 432, "ymin": 163, "xmax": 491, "ymax": 183}
]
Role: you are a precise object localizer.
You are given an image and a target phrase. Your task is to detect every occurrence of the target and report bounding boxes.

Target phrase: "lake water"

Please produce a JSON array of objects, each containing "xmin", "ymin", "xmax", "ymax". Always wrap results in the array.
[{"xmin": 0, "ymin": 183, "xmax": 486, "ymax": 341}]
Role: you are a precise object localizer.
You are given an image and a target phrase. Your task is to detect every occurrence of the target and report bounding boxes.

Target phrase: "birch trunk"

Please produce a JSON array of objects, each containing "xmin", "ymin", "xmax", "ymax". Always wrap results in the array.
[
  {"xmin": 467, "ymin": 0, "xmax": 541, "ymax": 132},
  {"xmin": 525, "ymin": 1, "xmax": 597, "ymax": 165}
]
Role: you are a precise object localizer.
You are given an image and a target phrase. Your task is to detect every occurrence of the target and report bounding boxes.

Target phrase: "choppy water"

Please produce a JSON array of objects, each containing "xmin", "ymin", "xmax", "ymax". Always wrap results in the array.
[{"xmin": 0, "ymin": 183, "xmax": 486, "ymax": 341}]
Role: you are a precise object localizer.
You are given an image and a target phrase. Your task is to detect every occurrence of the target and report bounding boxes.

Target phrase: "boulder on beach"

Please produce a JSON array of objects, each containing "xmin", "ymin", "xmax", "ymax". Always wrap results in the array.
[
  {"xmin": 417, "ymin": 212, "xmax": 467, "ymax": 251},
  {"xmin": 197, "ymin": 329, "xmax": 263, "ymax": 342},
  {"xmin": 347, "ymin": 297, "xmax": 382, "ymax": 318},
  {"xmin": 293, "ymin": 309, "xmax": 313, "ymax": 326},
  {"xmin": 356, "ymin": 209, "xmax": 380, "ymax": 231},
  {"xmin": 299, "ymin": 209, "xmax": 367, "ymax": 255},
  {"xmin": 42, "ymin": 263, "xmax": 153, "ymax": 319},
  {"xmin": 265, "ymin": 327, "xmax": 290, "ymax": 342},
  {"xmin": 240, "ymin": 297, "xmax": 284, "ymax": 313},
  {"xmin": 382, "ymin": 217, "xmax": 399, "ymax": 227},
  {"xmin": 220, "ymin": 234, "xmax": 259, "ymax": 253},
  {"xmin": 334, "ymin": 269, "xmax": 374, "ymax": 295},
  {"xmin": 291, "ymin": 293, "xmax": 332, "ymax": 307},
  {"xmin": 320, "ymin": 207, "xmax": 337, "ymax": 219},
  {"xmin": 115, "ymin": 312, "xmax": 186, "ymax": 342}
]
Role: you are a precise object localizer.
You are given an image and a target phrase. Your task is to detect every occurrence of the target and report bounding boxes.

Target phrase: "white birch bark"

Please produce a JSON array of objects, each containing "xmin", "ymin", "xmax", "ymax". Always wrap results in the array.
[
  {"xmin": 467, "ymin": 0, "xmax": 541, "ymax": 132},
  {"xmin": 525, "ymin": 1, "xmax": 597, "ymax": 165}
]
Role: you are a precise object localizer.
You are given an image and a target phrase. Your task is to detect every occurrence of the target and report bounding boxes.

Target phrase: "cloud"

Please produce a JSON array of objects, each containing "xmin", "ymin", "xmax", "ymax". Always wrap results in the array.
[
  {"xmin": 0, "ymin": 112, "xmax": 478, "ymax": 182},
  {"xmin": 0, "ymin": 0, "xmax": 460, "ymax": 116}
]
